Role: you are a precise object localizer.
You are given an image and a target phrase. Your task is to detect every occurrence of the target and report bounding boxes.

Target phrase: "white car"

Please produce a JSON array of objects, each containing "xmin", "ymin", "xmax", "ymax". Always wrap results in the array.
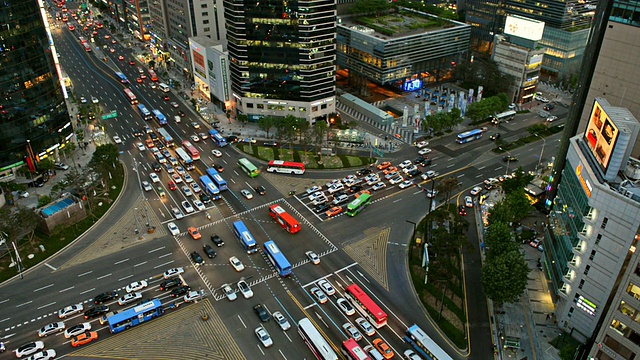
[
  {"xmin": 237, "ymin": 279, "xmax": 253, "ymax": 299},
  {"xmin": 193, "ymin": 199, "xmax": 206, "ymax": 211},
  {"xmin": 337, "ymin": 298, "xmax": 355, "ymax": 316},
  {"xmin": 364, "ymin": 173, "xmax": 379, "ymax": 182},
  {"xmin": 183, "ymin": 290, "xmax": 205, "ymax": 303},
  {"xmin": 470, "ymin": 186, "xmax": 483, "ymax": 196},
  {"xmin": 342, "ymin": 322, "xmax": 363, "ymax": 341},
  {"xmin": 171, "ymin": 173, "xmax": 183, "ymax": 183},
  {"xmin": 367, "ymin": 177, "xmax": 380, "ymax": 186},
  {"xmin": 58, "ymin": 303, "xmax": 84, "ymax": 318},
  {"xmin": 255, "ymin": 326, "xmax": 273, "ymax": 348},
  {"xmin": 317, "ymin": 279, "xmax": 335, "ymax": 296},
  {"xmin": 64, "ymin": 322, "xmax": 91, "ymax": 339},
  {"xmin": 222, "ymin": 283, "xmax": 237, "ymax": 301},
  {"xmin": 546, "ymin": 115, "xmax": 558, "ymax": 122},
  {"xmin": 182, "ymin": 186, "xmax": 193, "ymax": 197},
  {"xmin": 181, "ymin": 200, "xmax": 194, "ymax": 213},
  {"xmin": 163, "ymin": 267, "xmax": 184, "ymax": 279},
  {"xmin": 183, "ymin": 173, "xmax": 194, "ymax": 183},
  {"xmin": 311, "ymin": 195, "xmax": 328, "ymax": 206},
  {"xmin": 306, "ymin": 251, "xmax": 320, "ymax": 265},
  {"xmin": 113, "ymin": 135, "xmax": 122, "ymax": 144},
  {"xmin": 171, "ymin": 207, "xmax": 184, "ymax": 219},
  {"xmin": 175, "ymin": 166, "xmax": 186, "ymax": 175},
  {"xmin": 399, "ymin": 180, "xmax": 413, "ymax": 189},
  {"xmin": 306, "ymin": 186, "xmax": 322, "ymax": 195},
  {"xmin": 465, "ymin": 196, "xmax": 474, "ymax": 208},
  {"xmin": 240, "ymin": 189, "xmax": 253, "ymax": 199},
  {"xmin": 229, "ymin": 256, "xmax": 245, "ymax": 271},
  {"xmin": 326, "ymin": 179, "xmax": 342, "ymax": 188},
  {"xmin": 91, "ymin": 96, "xmax": 99, "ymax": 104},
  {"xmin": 404, "ymin": 349, "xmax": 422, "ymax": 360},
  {"xmin": 384, "ymin": 171, "xmax": 398, "ymax": 180},
  {"xmin": 310, "ymin": 286, "xmax": 328, "ymax": 304},
  {"xmin": 37, "ymin": 322, "xmax": 66, "ymax": 337},
  {"xmin": 389, "ymin": 176, "xmax": 403, "ymax": 185},
  {"xmin": 308, "ymin": 191, "xmax": 325, "ymax": 202},
  {"xmin": 421, "ymin": 170, "xmax": 439, "ymax": 180},
  {"xmin": 416, "ymin": 140, "xmax": 429, "ymax": 149},
  {"xmin": 142, "ymin": 181, "xmax": 152, "ymax": 192},
  {"xmin": 398, "ymin": 160, "xmax": 412, "ymax": 169},
  {"xmin": 273, "ymin": 311, "xmax": 291, "ymax": 331},
  {"xmin": 355, "ymin": 317, "xmax": 376, "ymax": 336},
  {"xmin": 14, "ymin": 341, "xmax": 45, "ymax": 358},
  {"xmin": 212, "ymin": 149, "xmax": 223, "ymax": 157},
  {"xmin": 191, "ymin": 183, "xmax": 202, "ymax": 193},
  {"xmin": 332, "ymin": 194, "xmax": 349, "ymax": 205},
  {"xmin": 191, "ymin": 121, "xmax": 201, "ymax": 129},
  {"xmin": 190, "ymin": 134, "xmax": 200, "ymax": 142},
  {"xmin": 24, "ymin": 349, "xmax": 56, "ymax": 360},
  {"xmin": 418, "ymin": 148, "xmax": 432, "ymax": 155},
  {"xmin": 149, "ymin": 173, "xmax": 160, "ymax": 183},
  {"xmin": 126, "ymin": 280, "xmax": 148, "ymax": 293},
  {"xmin": 118, "ymin": 292, "xmax": 142, "ymax": 306},
  {"xmin": 327, "ymin": 183, "xmax": 344, "ymax": 194},
  {"xmin": 372, "ymin": 182, "xmax": 386, "ymax": 191},
  {"xmin": 403, "ymin": 165, "xmax": 418, "ymax": 174},
  {"xmin": 136, "ymin": 142, "xmax": 145, "ymax": 151},
  {"xmin": 80, "ymin": 96, "xmax": 87, "ymax": 103},
  {"xmin": 167, "ymin": 222, "xmax": 180, "ymax": 236}
]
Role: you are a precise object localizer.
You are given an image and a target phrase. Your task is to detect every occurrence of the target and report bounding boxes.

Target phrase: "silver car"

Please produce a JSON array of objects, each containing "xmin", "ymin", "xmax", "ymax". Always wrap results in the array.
[
  {"xmin": 273, "ymin": 311, "xmax": 291, "ymax": 331},
  {"xmin": 38, "ymin": 322, "xmax": 65, "ymax": 337}
]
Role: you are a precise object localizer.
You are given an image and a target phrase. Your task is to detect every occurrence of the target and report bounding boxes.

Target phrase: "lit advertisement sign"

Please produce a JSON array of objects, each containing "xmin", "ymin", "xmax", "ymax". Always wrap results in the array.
[
  {"xmin": 504, "ymin": 15, "xmax": 545, "ymax": 41},
  {"xmin": 528, "ymin": 54, "xmax": 543, "ymax": 66},
  {"xmin": 576, "ymin": 295, "xmax": 597, "ymax": 317},
  {"xmin": 403, "ymin": 79, "xmax": 422, "ymax": 92},
  {"xmin": 192, "ymin": 48, "xmax": 206, "ymax": 79},
  {"xmin": 584, "ymin": 100, "xmax": 619, "ymax": 173}
]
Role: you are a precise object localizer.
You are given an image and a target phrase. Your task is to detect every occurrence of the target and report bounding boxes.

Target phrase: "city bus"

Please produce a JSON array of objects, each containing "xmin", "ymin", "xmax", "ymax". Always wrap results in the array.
[
  {"xmin": 405, "ymin": 324, "xmax": 453, "ymax": 360},
  {"xmin": 123, "ymin": 88, "xmax": 138, "ymax": 105},
  {"xmin": 137, "ymin": 104, "xmax": 152, "ymax": 121},
  {"xmin": 157, "ymin": 128, "xmax": 174, "ymax": 148},
  {"xmin": 205, "ymin": 168, "xmax": 227, "ymax": 191},
  {"xmin": 232, "ymin": 220, "xmax": 257, "ymax": 254},
  {"xmin": 345, "ymin": 284, "xmax": 387, "ymax": 328},
  {"xmin": 152, "ymin": 109, "xmax": 167, "ymax": 126},
  {"xmin": 298, "ymin": 318, "xmax": 339, "ymax": 360},
  {"xmin": 107, "ymin": 299, "xmax": 164, "ymax": 334},
  {"xmin": 238, "ymin": 158, "xmax": 260, "ymax": 178},
  {"xmin": 115, "ymin": 72, "xmax": 129, "ymax": 84},
  {"xmin": 263, "ymin": 240, "xmax": 292, "ymax": 277},
  {"xmin": 267, "ymin": 160, "xmax": 305, "ymax": 175},
  {"xmin": 78, "ymin": 36, "xmax": 87, "ymax": 44},
  {"xmin": 346, "ymin": 193, "xmax": 371, "ymax": 217},
  {"xmin": 176, "ymin": 148, "xmax": 195, "ymax": 170},
  {"xmin": 342, "ymin": 339, "xmax": 370, "ymax": 360},
  {"xmin": 208, "ymin": 129, "xmax": 228, "ymax": 147},
  {"xmin": 82, "ymin": 43, "xmax": 91, "ymax": 52},
  {"xmin": 492, "ymin": 109, "xmax": 516, "ymax": 124},
  {"xmin": 455, "ymin": 129, "xmax": 484, "ymax": 144},
  {"xmin": 199, "ymin": 175, "xmax": 220, "ymax": 200},
  {"xmin": 268, "ymin": 204, "xmax": 301, "ymax": 234},
  {"xmin": 148, "ymin": 69, "xmax": 158, "ymax": 82},
  {"xmin": 182, "ymin": 140, "xmax": 200, "ymax": 161}
]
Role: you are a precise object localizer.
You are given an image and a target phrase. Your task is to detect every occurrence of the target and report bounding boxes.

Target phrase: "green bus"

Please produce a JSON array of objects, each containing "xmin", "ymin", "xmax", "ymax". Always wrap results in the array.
[
  {"xmin": 346, "ymin": 193, "xmax": 371, "ymax": 217},
  {"xmin": 238, "ymin": 158, "xmax": 260, "ymax": 178}
]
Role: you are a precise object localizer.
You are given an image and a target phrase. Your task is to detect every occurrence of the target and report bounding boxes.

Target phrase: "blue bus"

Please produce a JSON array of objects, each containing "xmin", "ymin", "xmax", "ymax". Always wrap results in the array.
[
  {"xmin": 107, "ymin": 299, "xmax": 164, "ymax": 334},
  {"xmin": 115, "ymin": 72, "xmax": 129, "ymax": 84},
  {"xmin": 152, "ymin": 109, "xmax": 167, "ymax": 126},
  {"xmin": 206, "ymin": 168, "xmax": 228, "ymax": 191},
  {"xmin": 404, "ymin": 324, "xmax": 453, "ymax": 360},
  {"xmin": 199, "ymin": 175, "xmax": 220, "ymax": 200},
  {"xmin": 455, "ymin": 129, "xmax": 483, "ymax": 144},
  {"xmin": 137, "ymin": 104, "xmax": 152, "ymax": 121},
  {"xmin": 232, "ymin": 220, "xmax": 257, "ymax": 254},
  {"xmin": 208, "ymin": 129, "xmax": 228, "ymax": 147},
  {"xmin": 263, "ymin": 240, "xmax": 292, "ymax": 277}
]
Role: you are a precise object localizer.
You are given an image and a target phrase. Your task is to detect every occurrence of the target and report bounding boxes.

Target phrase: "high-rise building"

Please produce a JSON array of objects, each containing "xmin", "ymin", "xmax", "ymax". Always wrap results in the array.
[
  {"xmin": 224, "ymin": 0, "xmax": 337, "ymax": 123},
  {"xmin": 464, "ymin": 0, "xmax": 504, "ymax": 53},
  {"xmin": 0, "ymin": 0, "xmax": 73, "ymax": 178}
]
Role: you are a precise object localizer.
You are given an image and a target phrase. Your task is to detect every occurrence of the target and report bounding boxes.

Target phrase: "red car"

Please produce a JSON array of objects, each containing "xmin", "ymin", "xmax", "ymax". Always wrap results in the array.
[
  {"xmin": 129, "ymin": 60, "xmax": 135, "ymax": 66},
  {"xmin": 163, "ymin": 95, "xmax": 170, "ymax": 101},
  {"xmin": 136, "ymin": 78, "xmax": 143, "ymax": 83},
  {"xmin": 111, "ymin": 39, "xmax": 117, "ymax": 44},
  {"xmin": 168, "ymin": 181, "xmax": 177, "ymax": 191},
  {"xmin": 118, "ymin": 55, "xmax": 124, "ymax": 61}
]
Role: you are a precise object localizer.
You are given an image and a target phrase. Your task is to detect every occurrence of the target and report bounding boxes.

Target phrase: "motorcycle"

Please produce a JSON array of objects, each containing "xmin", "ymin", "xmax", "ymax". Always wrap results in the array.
[{"xmin": 205, "ymin": 212, "xmax": 211, "ymax": 220}]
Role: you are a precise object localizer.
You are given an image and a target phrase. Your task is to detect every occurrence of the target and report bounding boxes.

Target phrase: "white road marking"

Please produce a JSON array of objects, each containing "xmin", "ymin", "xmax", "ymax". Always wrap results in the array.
[
  {"xmin": 114, "ymin": 258, "xmax": 129, "ymax": 265},
  {"xmin": 148, "ymin": 246, "xmax": 165, "ymax": 253},
  {"xmin": 80, "ymin": 287, "xmax": 95, "ymax": 295},
  {"xmin": 34, "ymin": 284, "xmax": 54, "ymax": 292},
  {"xmin": 96, "ymin": 273, "xmax": 112, "ymax": 280},
  {"xmin": 134, "ymin": 261, "xmax": 147, "ymax": 267},
  {"xmin": 59, "ymin": 286, "xmax": 74, "ymax": 293},
  {"xmin": 16, "ymin": 301, "xmax": 32, "ymax": 308},
  {"xmin": 37, "ymin": 302, "xmax": 56, "ymax": 310},
  {"xmin": 45, "ymin": 263, "xmax": 57, "ymax": 271},
  {"xmin": 78, "ymin": 271, "xmax": 92, "ymax": 277}
]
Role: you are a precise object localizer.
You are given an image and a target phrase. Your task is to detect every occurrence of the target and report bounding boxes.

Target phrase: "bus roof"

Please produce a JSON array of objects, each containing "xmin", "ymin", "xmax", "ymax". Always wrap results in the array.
[
  {"xmin": 457, "ymin": 129, "xmax": 484, "ymax": 138},
  {"xmin": 348, "ymin": 193, "xmax": 370, "ymax": 208},
  {"xmin": 108, "ymin": 299, "xmax": 161, "ymax": 325}
]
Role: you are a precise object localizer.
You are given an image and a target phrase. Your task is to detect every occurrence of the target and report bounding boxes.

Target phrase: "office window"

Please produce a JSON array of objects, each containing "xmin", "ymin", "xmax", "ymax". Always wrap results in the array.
[
  {"xmin": 246, "ymin": 103, "xmax": 254, "ymax": 108},
  {"xmin": 584, "ymin": 265, "xmax": 590, "ymax": 275},
  {"xmin": 579, "ymin": 279, "xmax": 585, "ymax": 289},
  {"xmin": 601, "ymin": 217, "xmax": 608, "ymax": 229},
  {"xmin": 589, "ymin": 250, "xmax": 596, "ymax": 261},
  {"xmin": 203, "ymin": 20, "xmax": 209, "ymax": 24},
  {"xmin": 595, "ymin": 234, "xmax": 602, "ymax": 245},
  {"xmin": 568, "ymin": 307, "xmax": 574, "ymax": 318},
  {"xmin": 202, "ymin": 11, "xmax": 209, "ymax": 16},
  {"xmin": 201, "ymin": 3, "xmax": 207, "ymax": 8},
  {"xmin": 204, "ymin": 27, "xmax": 210, "ymax": 32}
]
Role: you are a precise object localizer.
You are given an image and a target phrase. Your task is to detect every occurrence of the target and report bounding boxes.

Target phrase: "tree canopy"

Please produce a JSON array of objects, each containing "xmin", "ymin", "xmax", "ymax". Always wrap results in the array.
[
  {"xmin": 483, "ymin": 222, "xmax": 517, "ymax": 261},
  {"xmin": 456, "ymin": 58, "xmax": 514, "ymax": 97},
  {"xmin": 465, "ymin": 96, "xmax": 505, "ymax": 122},
  {"xmin": 348, "ymin": 0, "xmax": 391, "ymax": 16},
  {"xmin": 423, "ymin": 108, "xmax": 463, "ymax": 133},
  {"xmin": 482, "ymin": 249, "xmax": 529, "ymax": 305}
]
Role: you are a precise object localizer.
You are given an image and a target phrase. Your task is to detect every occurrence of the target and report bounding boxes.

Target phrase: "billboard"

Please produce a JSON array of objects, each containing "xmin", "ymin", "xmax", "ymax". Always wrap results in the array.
[
  {"xmin": 504, "ymin": 15, "xmax": 545, "ymax": 41},
  {"xmin": 191, "ymin": 46, "xmax": 206, "ymax": 79},
  {"xmin": 584, "ymin": 100, "xmax": 619, "ymax": 173}
]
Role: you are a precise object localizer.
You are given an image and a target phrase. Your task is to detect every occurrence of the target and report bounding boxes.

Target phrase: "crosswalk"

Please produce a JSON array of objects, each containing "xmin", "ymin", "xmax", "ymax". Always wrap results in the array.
[{"xmin": 336, "ymin": 102, "xmax": 415, "ymax": 145}]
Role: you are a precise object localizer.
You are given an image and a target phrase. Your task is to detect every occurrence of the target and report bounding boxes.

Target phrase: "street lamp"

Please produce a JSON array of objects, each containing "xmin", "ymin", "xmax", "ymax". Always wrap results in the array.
[
  {"xmin": 499, "ymin": 147, "xmax": 514, "ymax": 176},
  {"xmin": 533, "ymin": 133, "xmax": 546, "ymax": 174}
]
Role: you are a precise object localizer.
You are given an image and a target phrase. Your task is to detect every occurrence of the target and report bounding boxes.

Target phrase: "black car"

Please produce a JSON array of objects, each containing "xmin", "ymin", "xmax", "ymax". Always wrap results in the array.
[
  {"xmin": 225, "ymin": 135, "xmax": 238, "ymax": 143},
  {"xmin": 84, "ymin": 306, "xmax": 109, "ymax": 319},
  {"xmin": 419, "ymin": 158, "xmax": 432, "ymax": 167},
  {"xmin": 489, "ymin": 133, "xmax": 501, "ymax": 141},
  {"xmin": 458, "ymin": 205, "xmax": 467, "ymax": 216},
  {"xmin": 356, "ymin": 168, "xmax": 372, "ymax": 176},
  {"xmin": 171, "ymin": 286, "xmax": 191, "ymax": 297},
  {"xmin": 407, "ymin": 169, "xmax": 422, "ymax": 178},
  {"xmin": 255, "ymin": 185, "xmax": 266, "ymax": 195},
  {"xmin": 253, "ymin": 304, "xmax": 271, "ymax": 322},
  {"xmin": 159, "ymin": 278, "xmax": 183, "ymax": 291},
  {"xmin": 156, "ymin": 141, "xmax": 165, "ymax": 150},
  {"xmin": 203, "ymin": 244, "xmax": 217, "ymax": 258},
  {"xmin": 502, "ymin": 155, "xmax": 518, "ymax": 162},
  {"xmin": 211, "ymin": 234, "xmax": 224, "ymax": 247},
  {"xmin": 543, "ymin": 103, "xmax": 554, "ymax": 111},
  {"xmin": 263, "ymin": 141, "xmax": 278, "ymax": 147},
  {"xmin": 213, "ymin": 163, "xmax": 225, "ymax": 172},
  {"xmin": 151, "ymin": 162, "xmax": 162, "ymax": 172},
  {"xmin": 413, "ymin": 156, "xmax": 425, "ymax": 164},
  {"xmin": 348, "ymin": 184, "xmax": 363, "ymax": 193},
  {"xmin": 314, "ymin": 203, "xmax": 331, "ymax": 214},
  {"xmin": 191, "ymin": 251, "xmax": 204, "ymax": 264},
  {"xmin": 177, "ymin": 110, "xmax": 185, "ymax": 117},
  {"xmin": 133, "ymin": 128, "xmax": 144, "ymax": 137},
  {"xmin": 94, "ymin": 291, "xmax": 118, "ymax": 304},
  {"xmin": 149, "ymin": 133, "xmax": 158, "ymax": 141},
  {"xmin": 200, "ymin": 193, "xmax": 211, "ymax": 204}
]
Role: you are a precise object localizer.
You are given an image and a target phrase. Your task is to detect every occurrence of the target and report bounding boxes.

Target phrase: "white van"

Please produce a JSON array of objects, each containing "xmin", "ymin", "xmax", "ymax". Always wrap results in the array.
[
  {"xmin": 159, "ymin": 83, "xmax": 170, "ymax": 93},
  {"xmin": 174, "ymin": 115, "xmax": 181, "ymax": 123},
  {"xmin": 363, "ymin": 345, "xmax": 385, "ymax": 360}
]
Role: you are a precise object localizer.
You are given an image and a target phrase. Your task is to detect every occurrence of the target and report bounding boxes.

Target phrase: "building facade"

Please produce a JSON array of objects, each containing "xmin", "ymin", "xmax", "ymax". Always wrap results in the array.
[
  {"xmin": 189, "ymin": 36, "xmax": 231, "ymax": 111},
  {"xmin": 0, "ymin": 0, "xmax": 74, "ymax": 179},
  {"xmin": 492, "ymin": 33, "xmax": 545, "ymax": 104},
  {"xmin": 464, "ymin": 0, "xmax": 504, "ymax": 53},
  {"xmin": 224, "ymin": 0, "xmax": 337, "ymax": 123},
  {"xmin": 125, "ymin": 0, "xmax": 151, "ymax": 40}
]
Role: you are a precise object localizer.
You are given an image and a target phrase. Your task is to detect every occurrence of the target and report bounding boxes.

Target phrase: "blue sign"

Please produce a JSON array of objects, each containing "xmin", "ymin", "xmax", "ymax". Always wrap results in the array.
[{"xmin": 403, "ymin": 79, "xmax": 422, "ymax": 92}]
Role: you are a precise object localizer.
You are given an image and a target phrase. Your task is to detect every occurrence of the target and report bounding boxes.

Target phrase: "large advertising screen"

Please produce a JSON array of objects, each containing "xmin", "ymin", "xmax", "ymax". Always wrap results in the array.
[
  {"xmin": 584, "ymin": 100, "xmax": 619, "ymax": 172},
  {"xmin": 504, "ymin": 15, "xmax": 545, "ymax": 41}
]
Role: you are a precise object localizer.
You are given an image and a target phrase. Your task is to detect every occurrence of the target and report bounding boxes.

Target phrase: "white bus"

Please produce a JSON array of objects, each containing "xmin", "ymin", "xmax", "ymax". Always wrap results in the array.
[
  {"xmin": 175, "ymin": 148, "xmax": 195, "ymax": 171},
  {"xmin": 298, "ymin": 318, "xmax": 338, "ymax": 360},
  {"xmin": 158, "ymin": 83, "xmax": 170, "ymax": 93},
  {"xmin": 492, "ymin": 110, "xmax": 516, "ymax": 124}
]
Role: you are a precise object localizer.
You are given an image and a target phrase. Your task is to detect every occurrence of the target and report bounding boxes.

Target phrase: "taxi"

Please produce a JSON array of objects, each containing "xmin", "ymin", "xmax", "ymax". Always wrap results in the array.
[
  {"xmin": 325, "ymin": 206, "xmax": 343, "ymax": 218},
  {"xmin": 71, "ymin": 331, "xmax": 98, "ymax": 347},
  {"xmin": 376, "ymin": 161, "xmax": 391, "ymax": 170},
  {"xmin": 188, "ymin": 227, "xmax": 201, "ymax": 240}
]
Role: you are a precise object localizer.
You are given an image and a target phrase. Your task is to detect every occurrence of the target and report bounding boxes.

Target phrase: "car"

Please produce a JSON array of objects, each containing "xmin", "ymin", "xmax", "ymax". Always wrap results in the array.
[
  {"xmin": 68, "ymin": 24, "xmax": 75, "ymax": 30},
  {"xmin": 118, "ymin": 55, "xmax": 124, "ymax": 61},
  {"xmin": 177, "ymin": 110, "xmax": 185, "ymax": 117},
  {"xmin": 113, "ymin": 135, "xmax": 122, "ymax": 144},
  {"xmin": 140, "ymin": 73, "xmax": 147, "ymax": 79},
  {"xmin": 64, "ymin": 323, "xmax": 91, "ymax": 339},
  {"xmin": 182, "ymin": 186, "xmax": 193, "ymax": 197},
  {"xmin": 200, "ymin": 193, "xmax": 211, "ymax": 204},
  {"xmin": 171, "ymin": 285, "xmax": 191, "ymax": 297},
  {"xmin": 465, "ymin": 196, "xmax": 474, "ymax": 208},
  {"xmin": 489, "ymin": 133, "xmax": 501, "ymax": 141},
  {"xmin": 530, "ymin": 239, "xmax": 544, "ymax": 251},
  {"xmin": 309, "ymin": 191, "xmax": 325, "ymax": 202},
  {"xmin": 546, "ymin": 115, "xmax": 558, "ymax": 122},
  {"xmin": 126, "ymin": 280, "xmax": 148, "ymax": 293},
  {"xmin": 129, "ymin": 60, "xmax": 135, "ymax": 65},
  {"xmin": 255, "ymin": 326, "xmax": 273, "ymax": 348},
  {"xmin": 306, "ymin": 250, "xmax": 320, "ymax": 264},
  {"xmin": 311, "ymin": 195, "xmax": 328, "ymax": 206},
  {"xmin": 372, "ymin": 182, "xmax": 386, "ymax": 191},
  {"xmin": 163, "ymin": 267, "xmax": 184, "ymax": 279},
  {"xmin": 183, "ymin": 173, "xmax": 194, "ymax": 183},
  {"xmin": 140, "ymin": 180, "xmax": 152, "ymax": 192},
  {"xmin": 212, "ymin": 163, "xmax": 224, "ymax": 172},
  {"xmin": 272, "ymin": 311, "xmax": 291, "ymax": 331},
  {"xmin": 502, "ymin": 155, "xmax": 518, "ymax": 162},
  {"xmin": 263, "ymin": 141, "xmax": 278, "ymax": 147},
  {"xmin": 91, "ymin": 96, "xmax": 99, "ymax": 103},
  {"xmin": 151, "ymin": 162, "xmax": 162, "ymax": 172},
  {"xmin": 348, "ymin": 184, "xmax": 363, "ymax": 194},
  {"xmin": 58, "ymin": 303, "xmax": 84, "ymax": 318},
  {"xmin": 71, "ymin": 331, "xmax": 98, "ymax": 347},
  {"xmin": 84, "ymin": 305, "xmax": 109, "ymax": 319},
  {"xmin": 182, "ymin": 200, "xmax": 195, "ymax": 214},
  {"xmin": 314, "ymin": 203, "xmax": 331, "ymax": 214},
  {"xmin": 403, "ymin": 349, "xmax": 422, "ymax": 360},
  {"xmin": 418, "ymin": 148, "xmax": 432, "ymax": 155},
  {"xmin": 399, "ymin": 180, "xmax": 414, "ymax": 189},
  {"xmin": 211, "ymin": 234, "xmax": 224, "ymax": 247},
  {"xmin": 326, "ymin": 206, "xmax": 343, "ymax": 217},
  {"xmin": 135, "ymin": 141, "xmax": 146, "ymax": 151},
  {"xmin": 211, "ymin": 149, "xmax": 223, "ymax": 157},
  {"xmin": 458, "ymin": 205, "xmax": 467, "ymax": 216},
  {"xmin": 191, "ymin": 251, "xmax": 204, "ymax": 265},
  {"xmin": 198, "ymin": 132, "xmax": 209, "ymax": 140},
  {"xmin": 14, "ymin": 341, "xmax": 45, "ymax": 358},
  {"xmin": 535, "ymin": 94, "xmax": 549, "ymax": 102},
  {"xmin": 240, "ymin": 189, "xmax": 253, "ymax": 199},
  {"xmin": 136, "ymin": 78, "xmax": 143, "ymax": 83},
  {"xmin": 356, "ymin": 168, "xmax": 372, "ymax": 176},
  {"xmin": 543, "ymin": 103, "xmax": 555, "ymax": 111},
  {"xmin": 118, "ymin": 292, "xmax": 142, "ymax": 306},
  {"xmin": 169, "ymin": 173, "xmax": 182, "ymax": 184},
  {"xmin": 191, "ymin": 121, "xmax": 201, "ymax": 129},
  {"xmin": 424, "ymin": 189, "xmax": 438, "ymax": 198},
  {"xmin": 332, "ymin": 194, "xmax": 348, "ymax": 205},
  {"xmin": 159, "ymin": 278, "xmax": 183, "ymax": 291},
  {"xmin": 306, "ymin": 185, "xmax": 322, "ymax": 195},
  {"xmin": 382, "ymin": 166, "xmax": 398, "ymax": 176},
  {"xmin": 175, "ymin": 166, "xmax": 186, "ymax": 175},
  {"xmin": 225, "ymin": 135, "xmax": 238, "ymax": 143},
  {"xmin": 168, "ymin": 181, "xmax": 177, "ymax": 191},
  {"xmin": 254, "ymin": 304, "xmax": 271, "ymax": 322},
  {"xmin": 398, "ymin": 160, "xmax": 413, "ymax": 169},
  {"xmin": 222, "ymin": 283, "xmax": 237, "ymax": 301},
  {"xmin": 470, "ymin": 186, "xmax": 483, "ymax": 196},
  {"xmin": 38, "ymin": 322, "xmax": 66, "ymax": 337},
  {"xmin": 373, "ymin": 338, "xmax": 394, "ymax": 359},
  {"xmin": 54, "ymin": 163, "xmax": 70, "ymax": 170},
  {"xmin": 355, "ymin": 189, "xmax": 371, "ymax": 198},
  {"xmin": 325, "ymin": 179, "xmax": 342, "ymax": 188},
  {"xmin": 310, "ymin": 286, "xmax": 328, "ymax": 304},
  {"xmin": 80, "ymin": 96, "xmax": 87, "ymax": 103},
  {"xmin": 342, "ymin": 323, "xmax": 363, "ymax": 341},
  {"xmin": 165, "ymin": 164, "xmax": 175, "ymax": 173},
  {"xmin": 406, "ymin": 169, "xmax": 422, "ymax": 178},
  {"xmin": 377, "ymin": 161, "xmax": 391, "ymax": 170},
  {"xmin": 230, "ymin": 256, "xmax": 245, "ymax": 271},
  {"xmin": 416, "ymin": 140, "xmax": 429, "ymax": 149},
  {"xmin": 184, "ymin": 290, "xmax": 205, "ymax": 303},
  {"xmin": 238, "ymin": 279, "xmax": 253, "ymax": 299},
  {"xmin": 202, "ymin": 244, "xmax": 217, "ymax": 259},
  {"xmin": 163, "ymin": 95, "xmax": 170, "ymax": 101},
  {"xmin": 389, "ymin": 176, "xmax": 404, "ymax": 185},
  {"xmin": 317, "ymin": 279, "xmax": 335, "ymax": 296},
  {"xmin": 355, "ymin": 317, "xmax": 376, "ymax": 336},
  {"xmin": 93, "ymin": 292, "xmax": 117, "ymax": 304},
  {"xmin": 421, "ymin": 170, "xmax": 439, "ymax": 180},
  {"xmin": 149, "ymin": 173, "xmax": 160, "ymax": 183},
  {"xmin": 193, "ymin": 199, "xmax": 206, "ymax": 211},
  {"xmin": 337, "ymin": 298, "xmax": 355, "ymax": 316},
  {"xmin": 419, "ymin": 158, "xmax": 432, "ymax": 167},
  {"xmin": 190, "ymin": 134, "xmax": 200, "ymax": 143},
  {"xmin": 170, "ymin": 101, "xmax": 179, "ymax": 108},
  {"xmin": 187, "ymin": 227, "xmax": 201, "ymax": 240}
]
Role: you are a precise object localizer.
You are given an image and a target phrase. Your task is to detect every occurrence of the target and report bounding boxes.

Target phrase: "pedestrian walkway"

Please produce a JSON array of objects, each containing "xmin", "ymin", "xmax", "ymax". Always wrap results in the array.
[{"xmin": 336, "ymin": 101, "xmax": 415, "ymax": 145}]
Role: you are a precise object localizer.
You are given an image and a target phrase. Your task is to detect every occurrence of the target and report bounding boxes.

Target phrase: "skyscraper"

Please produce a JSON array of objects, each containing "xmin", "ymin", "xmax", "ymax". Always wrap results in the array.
[
  {"xmin": 464, "ymin": 0, "xmax": 504, "ymax": 53},
  {"xmin": 0, "ymin": 0, "xmax": 73, "ymax": 176}
]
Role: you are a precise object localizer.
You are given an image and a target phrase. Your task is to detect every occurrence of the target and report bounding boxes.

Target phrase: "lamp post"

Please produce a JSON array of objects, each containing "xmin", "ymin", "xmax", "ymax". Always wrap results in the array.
[
  {"xmin": 499, "ymin": 147, "xmax": 514, "ymax": 176},
  {"xmin": 533, "ymin": 133, "xmax": 546, "ymax": 174}
]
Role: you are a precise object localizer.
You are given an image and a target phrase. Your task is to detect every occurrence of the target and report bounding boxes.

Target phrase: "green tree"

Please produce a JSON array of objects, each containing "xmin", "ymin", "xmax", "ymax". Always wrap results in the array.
[
  {"xmin": 559, "ymin": 344, "xmax": 577, "ymax": 360},
  {"xmin": 483, "ymin": 222, "xmax": 517, "ymax": 260},
  {"xmin": 257, "ymin": 116, "xmax": 276, "ymax": 138},
  {"xmin": 436, "ymin": 177, "xmax": 460, "ymax": 204},
  {"xmin": 482, "ymin": 250, "xmax": 530, "ymax": 305},
  {"xmin": 348, "ymin": 0, "xmax": 390, "ymax": 16},
  {"xmin": 88, "ymin": 144, "xmax": 119, "ymax": 184},
  {"xmin": 456, "ymin": 58, "xmax": 515, "ymax": 97},
  {"xmin": 496, "ymin": 93, "xmax": 509, "ymax": 109},
  {"xmin": 505, "ymin": 190, "xmax": 533, "ymax": 223},
  {"xmin": 312, "ymin": 121, "xmax": 328, "ymax": 160}
]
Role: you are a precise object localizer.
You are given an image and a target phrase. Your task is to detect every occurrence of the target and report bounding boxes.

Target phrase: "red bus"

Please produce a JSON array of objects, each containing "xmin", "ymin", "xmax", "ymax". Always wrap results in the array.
[
  {"xmin": 181, "ymin": 140, "xmax": 200, "ymax": 161},
  {"xmin": 82, "ymin": 43, "xmax": 91, "ymax": 52},
  {"xmin": 79, "ymin": 36, "xmax": 87, "ymax": 44},
  {"xmin": 342, "ymin": 339, "xmax": 370, "ymax": 360},
  {"xmin": 266, "ymin": 160, "xmax": 305, "ymax": 175},
  {"xmin": 148, "ymin": 69, "xmax": 158, "ymax": 82},
  {"xmin": 268, "ymin": 204, "xmax": 301, "ymax": 234},
  {"xmin": 345, "ymin": 284, "xmax": 387, "ymax": 328},
  {"xmin": 123, "ymin": 89, "xmax": 138, "ymax": 105}
]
